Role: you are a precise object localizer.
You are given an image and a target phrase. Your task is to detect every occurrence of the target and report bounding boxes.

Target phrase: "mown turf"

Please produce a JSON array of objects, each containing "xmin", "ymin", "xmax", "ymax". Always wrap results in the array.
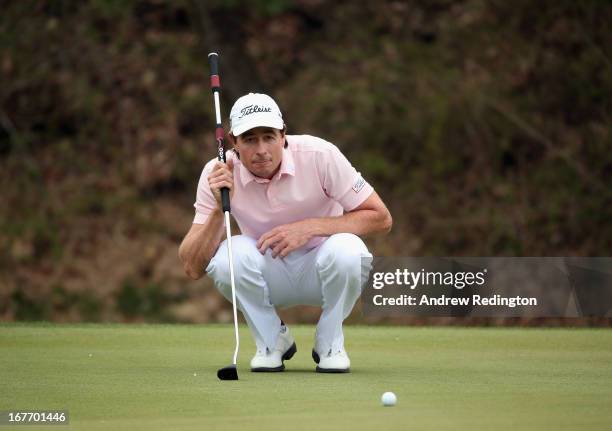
[{"xmin": 1, "ymin": 324, "xmax": 611, "ymax": 430}]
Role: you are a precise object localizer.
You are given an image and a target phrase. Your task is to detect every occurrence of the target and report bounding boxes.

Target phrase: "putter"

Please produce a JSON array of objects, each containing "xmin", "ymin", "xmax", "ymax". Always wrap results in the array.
[{"xmin": 208, "ymin": 52, "xmax": 240, "ymax": 381}]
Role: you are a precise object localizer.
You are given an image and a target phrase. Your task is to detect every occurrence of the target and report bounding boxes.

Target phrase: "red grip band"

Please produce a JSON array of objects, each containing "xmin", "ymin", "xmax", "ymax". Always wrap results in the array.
[
  {"xmin": 210, "ymin": 75, "xmax": 220, "ymax": 88},
  {"xmin": 216, "ymin": 127, "xmax": 224, "ymax": 140}
]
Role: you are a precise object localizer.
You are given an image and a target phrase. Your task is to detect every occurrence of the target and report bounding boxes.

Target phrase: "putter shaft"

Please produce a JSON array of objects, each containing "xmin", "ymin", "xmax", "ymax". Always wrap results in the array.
[{"xmin": 224, "ymin": 210, "xmax": 240, "ymax": 365}]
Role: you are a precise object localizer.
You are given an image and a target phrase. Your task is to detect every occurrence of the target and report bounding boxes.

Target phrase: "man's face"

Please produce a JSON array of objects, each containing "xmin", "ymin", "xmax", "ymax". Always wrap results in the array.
[{"xmin": 233, "ymin": 127, "xmax": 285, "ymax": 179}]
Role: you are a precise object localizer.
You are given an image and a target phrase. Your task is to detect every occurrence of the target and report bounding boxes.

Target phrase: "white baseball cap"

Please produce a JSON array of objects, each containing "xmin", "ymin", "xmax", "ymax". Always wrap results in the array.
[{"xmin": 229, "ymin": 93, "xmax": 284, "ymax": 136}]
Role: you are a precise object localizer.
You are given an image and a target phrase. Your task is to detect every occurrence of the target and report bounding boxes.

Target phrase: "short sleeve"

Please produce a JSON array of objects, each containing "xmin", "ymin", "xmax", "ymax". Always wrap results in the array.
[
  {"xmin": 318, "ymin": 142, "xmax": 374, "ymax": 211},
  {"xmin": 193, "ymin": 159, "xmax": 218, "ymax": 224}
]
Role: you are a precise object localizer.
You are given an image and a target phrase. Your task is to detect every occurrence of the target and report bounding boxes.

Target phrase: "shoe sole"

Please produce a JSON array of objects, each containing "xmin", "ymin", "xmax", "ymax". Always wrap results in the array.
[
  {"xmin": 315, "ymin": 366, "xmax": 350, "ymax": 373},
  {"xmin": 251, "ymin": 342, "xmax": 297, "ymax": 372},
  {"xmin": 312, "ymin": 349, "xmax": 350, "ymax": 373}
]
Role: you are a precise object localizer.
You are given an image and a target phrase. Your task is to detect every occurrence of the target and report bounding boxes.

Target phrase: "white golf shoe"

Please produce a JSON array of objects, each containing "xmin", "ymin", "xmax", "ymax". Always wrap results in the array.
[
  {"xmin": 250, "ymin": 325, "xmax": 297, "ymax": 372},
  {"xmin": 312, "ymin": 346, "xmax": 351, "ymax": 373}
]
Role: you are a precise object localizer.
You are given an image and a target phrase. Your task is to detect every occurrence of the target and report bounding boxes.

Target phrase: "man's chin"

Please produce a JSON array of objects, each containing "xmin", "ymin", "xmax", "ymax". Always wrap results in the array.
[
  {"xmin": 249, "ymin": 163, "xmax": 278, "ymax": 179},
  {"xmin": 247, "ymin": 166, "xmax": 269, "ymax": 179},
  {"xmin": 259, "ymin": 171, "xmax": 275, "ymax": 179}
]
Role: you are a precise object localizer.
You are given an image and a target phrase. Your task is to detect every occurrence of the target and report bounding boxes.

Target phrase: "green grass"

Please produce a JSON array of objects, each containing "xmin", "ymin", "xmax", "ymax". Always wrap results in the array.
[{"xmin": 1, "ymin": 324, "xmax": 611, "ymax": 430}]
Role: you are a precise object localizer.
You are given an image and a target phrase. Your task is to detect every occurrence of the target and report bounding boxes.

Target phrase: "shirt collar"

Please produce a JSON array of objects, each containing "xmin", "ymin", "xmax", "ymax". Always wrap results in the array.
[{"xmin": 239, "ymin": 146, "xmax": 295, "ymax": 186}]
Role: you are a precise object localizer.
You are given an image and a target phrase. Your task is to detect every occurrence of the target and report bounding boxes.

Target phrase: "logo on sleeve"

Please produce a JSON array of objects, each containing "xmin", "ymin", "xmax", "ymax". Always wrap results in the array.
[{"xmin": 352, "ymin": 176, "xmax": 365, "ymax": 193}]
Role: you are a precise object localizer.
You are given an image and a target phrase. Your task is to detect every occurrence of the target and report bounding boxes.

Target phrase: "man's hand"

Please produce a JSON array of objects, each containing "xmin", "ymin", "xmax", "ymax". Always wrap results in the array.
[
  {"xmin": 207, "ymin": 158, "xmax": 234, "ymax": 208},
  {"xmin": 257, "ymin": 219, "xmax": 321, "ymax": 258}
]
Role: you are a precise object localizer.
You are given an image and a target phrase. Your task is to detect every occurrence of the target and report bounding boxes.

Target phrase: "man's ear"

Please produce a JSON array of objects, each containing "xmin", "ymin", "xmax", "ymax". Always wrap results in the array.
[
  {"xmin": 228, "ymin": 133, "xmax": 240, "ymax": 159},
  {"xmin": 281, "ymin": 125, "xmax": 287, "ymax": 148},
  {"xmin": 227, "ymin": 132, "xmax": 237, "ymax": 147}
]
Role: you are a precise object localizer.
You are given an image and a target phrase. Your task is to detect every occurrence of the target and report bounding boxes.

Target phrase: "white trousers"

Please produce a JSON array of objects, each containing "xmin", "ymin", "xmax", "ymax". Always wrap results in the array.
[{"xmin": 206, "ymin": 233, "xmax": 372, "ymax": 354}]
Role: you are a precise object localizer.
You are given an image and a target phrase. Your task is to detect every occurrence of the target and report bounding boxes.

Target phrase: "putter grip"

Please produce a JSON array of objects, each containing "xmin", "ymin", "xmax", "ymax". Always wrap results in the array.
[
  {"xmin": 221, "ymin": 187, "xmax": 231, "ymax": 213},
  {"xmin": 208, "ymin": 52, "xmax": 219, "ymax": 76}
]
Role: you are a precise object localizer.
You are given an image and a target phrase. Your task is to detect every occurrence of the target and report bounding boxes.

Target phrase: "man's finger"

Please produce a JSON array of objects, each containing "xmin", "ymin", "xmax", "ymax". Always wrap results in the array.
[
  {"xmin": 209, "ymin": 177, "xmax": 233, "ymax": 188},
  {"xmin": 210, "ymin": 180, "xmax": 232, "ymax": 191},
  {"xmin": 271, "ymin": 240, "xmax": 287, "ymax": 258},
  {"xmin": 209, "ymin": 172, "xmax": 232, "ymax": 182},
  {"xmin": 257, "ymin": 228, "xmax": 280, "ymax": 249},
  {"xmin": 256, "ymin": 231, "xmax": 269, "ymax": 249},
  {"xmin": 210, "ymin": 172, "xmax": 233, "ymax": 185},
  {"xmin": 210, "ymin": 166, "xmax": 233, "ymax": 179},
  {"xmin": 259, "ymin": 232, "xmax": 282, "ymax": 254},
  {"xmin": 278, "ymin": 242, "xmax": 295, "ymax": 258},
  {"xmin": 259, "ymin": 236, "xmax": 277, "ymax": 254},
  {"xmin": 209, "ymin": 169, "xmax": 233, "ymax": 183},
  {"xmin": 212, "ymin": 161, "xmax": 233, "ymax": 176}
]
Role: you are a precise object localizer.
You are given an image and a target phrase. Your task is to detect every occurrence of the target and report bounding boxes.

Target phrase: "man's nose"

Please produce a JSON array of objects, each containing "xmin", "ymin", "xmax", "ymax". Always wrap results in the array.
[{"xmin": 255, "ymin": 141, "xmax": 267, "ymax": 155}]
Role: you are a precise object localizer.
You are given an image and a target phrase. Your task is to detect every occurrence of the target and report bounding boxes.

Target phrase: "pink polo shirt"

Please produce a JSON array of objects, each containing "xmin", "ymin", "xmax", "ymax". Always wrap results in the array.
[{"xmin": 193, "ymin": 134, "xmax": 374, "ymax": 250}]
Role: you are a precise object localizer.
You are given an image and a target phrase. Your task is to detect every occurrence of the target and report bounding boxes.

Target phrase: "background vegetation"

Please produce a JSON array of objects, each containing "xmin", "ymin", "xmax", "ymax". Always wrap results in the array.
[{"xmin": 1, "ymin": 0, "xmax": 610, "ymax": 323}]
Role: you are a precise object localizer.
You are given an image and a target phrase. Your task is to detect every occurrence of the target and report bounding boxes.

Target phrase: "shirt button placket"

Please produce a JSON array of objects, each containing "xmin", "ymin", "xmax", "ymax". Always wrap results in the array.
[{"xmin": 267, "ymin": 182, "xmax": 276, "ymax": 207}]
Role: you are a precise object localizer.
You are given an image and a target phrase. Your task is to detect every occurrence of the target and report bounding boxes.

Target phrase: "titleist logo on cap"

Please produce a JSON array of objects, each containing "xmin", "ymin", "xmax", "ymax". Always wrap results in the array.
[{"xmin": 239, "ymin": 104, "xmax": 272, "ymax": 118}]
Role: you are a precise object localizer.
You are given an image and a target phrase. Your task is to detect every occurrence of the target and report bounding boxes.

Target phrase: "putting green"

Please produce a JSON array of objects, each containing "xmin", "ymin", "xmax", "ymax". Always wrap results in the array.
[{"xmin": 1, "ymin": 324, "xmax": 611, "ymax": 430}]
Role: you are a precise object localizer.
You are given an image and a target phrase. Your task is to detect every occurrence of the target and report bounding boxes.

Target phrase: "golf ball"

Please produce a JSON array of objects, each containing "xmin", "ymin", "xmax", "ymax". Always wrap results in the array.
[{"xmin": 381, "ymin": 391, "xmax": 397, "ymax": 406}]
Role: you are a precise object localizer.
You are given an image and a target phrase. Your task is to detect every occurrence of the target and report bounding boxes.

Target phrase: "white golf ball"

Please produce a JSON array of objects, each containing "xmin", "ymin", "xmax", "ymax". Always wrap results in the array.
[{"xmin": 381, "ymin": 391, "xmax": 397, "ymax": 406}]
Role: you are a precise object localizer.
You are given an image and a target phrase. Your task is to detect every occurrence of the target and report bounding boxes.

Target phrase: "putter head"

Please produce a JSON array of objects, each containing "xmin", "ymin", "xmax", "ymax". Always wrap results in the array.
[{"xmin": 217, "ymin": 364, "xmax": 238, "ymax": 381}]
